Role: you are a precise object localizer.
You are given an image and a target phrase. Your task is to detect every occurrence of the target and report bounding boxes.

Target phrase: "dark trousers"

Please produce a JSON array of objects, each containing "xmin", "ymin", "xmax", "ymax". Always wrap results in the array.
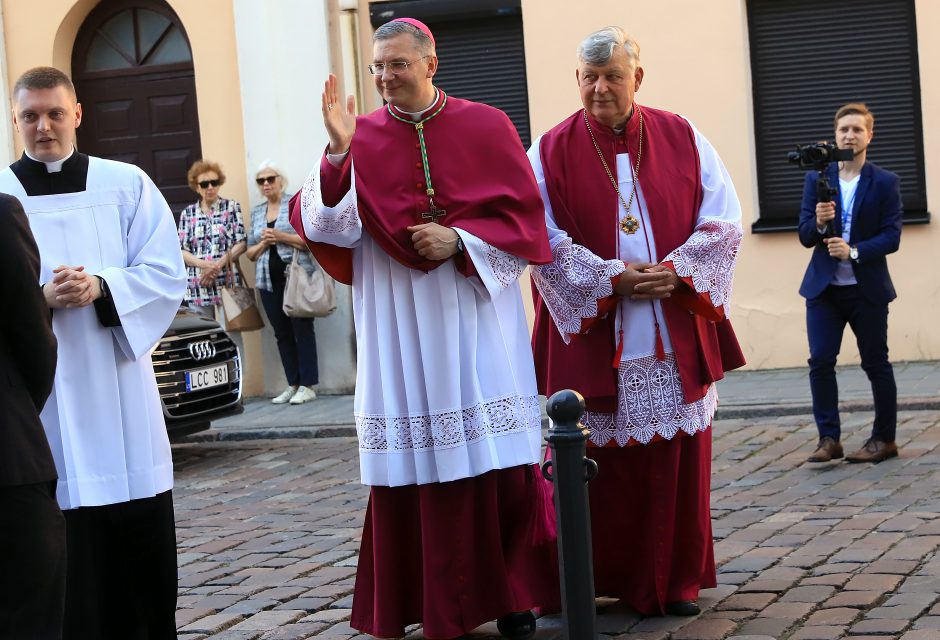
[
  {"xmin": 0, "ymin": 481, "xmax": 66, "ymax": 640},
  {"xmin": 258, "ymin": 267, "xmax": 319, "ymax": 387},
  {"xmin": 807, "ymin": 284, "xmax": 897, "ymax": 443},
  {"xmin": 63, "ymin": 490, "xmax": 178, "ymax": 640}
]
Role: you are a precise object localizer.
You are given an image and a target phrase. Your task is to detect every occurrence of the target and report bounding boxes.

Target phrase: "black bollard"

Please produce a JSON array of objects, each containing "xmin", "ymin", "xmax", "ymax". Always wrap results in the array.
[{"xmin": 542, "ymin": 389, "xmax": 598, "ymax": 639}]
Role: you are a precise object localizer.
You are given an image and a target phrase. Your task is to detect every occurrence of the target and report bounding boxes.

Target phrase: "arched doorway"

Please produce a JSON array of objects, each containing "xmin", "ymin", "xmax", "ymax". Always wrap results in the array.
[{"xmin": 72, "ymin": 0, "xmax": 201, "ymax": 217}]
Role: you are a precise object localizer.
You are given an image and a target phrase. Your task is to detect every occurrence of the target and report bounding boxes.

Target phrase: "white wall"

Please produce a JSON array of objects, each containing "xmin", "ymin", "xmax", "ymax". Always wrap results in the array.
[
  {"xmin": 0, "ymin": 6, "xmax": 15, "ymax": 166},
  {"xmin": 233, "ymin": 0, "xmax": 356, "ymax": 394}
]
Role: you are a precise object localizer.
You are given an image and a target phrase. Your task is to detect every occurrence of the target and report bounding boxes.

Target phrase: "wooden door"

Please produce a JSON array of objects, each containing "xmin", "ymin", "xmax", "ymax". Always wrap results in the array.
[{"xmin": 73, "ymin": 0, "xmax": 201, "ymax": 218}]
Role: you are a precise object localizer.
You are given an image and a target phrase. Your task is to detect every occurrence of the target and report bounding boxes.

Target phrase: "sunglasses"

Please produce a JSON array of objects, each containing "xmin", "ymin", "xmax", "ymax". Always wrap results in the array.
[
  {"xmin": 256, "ymin": 175, "xmax": 279, "ymax": 185},
  {"xmin": 198, "ymin": 179, "xmax": 221, "ymax": 189}
]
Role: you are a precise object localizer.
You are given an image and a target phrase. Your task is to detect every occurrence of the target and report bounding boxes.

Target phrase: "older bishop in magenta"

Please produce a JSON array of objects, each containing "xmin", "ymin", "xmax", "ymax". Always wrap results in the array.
[
  {"xmin": 530, "ymin": 27, "xmax": 746, "ymax": 617},
  {"xmin": 291, "ymin": 18, "xmax": 557, "ymax": 640}
]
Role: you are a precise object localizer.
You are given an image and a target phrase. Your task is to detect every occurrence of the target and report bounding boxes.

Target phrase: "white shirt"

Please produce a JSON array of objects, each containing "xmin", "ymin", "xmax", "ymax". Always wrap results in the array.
[
  {"xmin": 25, "ymin": 147, "xmax": 74, "ymax": 172},
  {"xmin": 831, "ymin": 175, "xmax": 860, "ymax": 286}
]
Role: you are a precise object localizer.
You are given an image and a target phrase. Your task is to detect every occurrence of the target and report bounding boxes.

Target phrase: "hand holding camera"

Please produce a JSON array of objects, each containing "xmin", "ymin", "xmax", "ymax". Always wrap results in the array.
[
  {"xmin": 815, "ymin": 201, "xmax": 836, "ymax": 229},
  {"xmin": 790, "ymin": 142, "xmax": 855, "ymax": 237}
]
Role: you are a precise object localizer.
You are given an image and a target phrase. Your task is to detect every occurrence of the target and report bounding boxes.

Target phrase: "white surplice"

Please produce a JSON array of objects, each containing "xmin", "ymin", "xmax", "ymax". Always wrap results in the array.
[
  {"xmin": 300, "ymin": 161, "xmax": 543, "ymax": 487},
  {"xmin": 528, "ymin": 119, "xmax": 743, "ymax": 446},
  {"xmin": 0, "ymin": 157, "xmax": 186, "ymax": 509}
]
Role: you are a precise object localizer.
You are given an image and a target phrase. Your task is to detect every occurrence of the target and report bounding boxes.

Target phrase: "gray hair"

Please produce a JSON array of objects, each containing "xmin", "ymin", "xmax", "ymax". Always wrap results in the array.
[
  {"xmin": 577, "ymin": 27, "xmax": 640, "ymax": 69},
  {"xmin": 373, "ymin": 21, "xmax": 435, "ymax": 56},
  {"xmin": 256, "ymin": 159, "xmax": 286, "ymax": 188}
]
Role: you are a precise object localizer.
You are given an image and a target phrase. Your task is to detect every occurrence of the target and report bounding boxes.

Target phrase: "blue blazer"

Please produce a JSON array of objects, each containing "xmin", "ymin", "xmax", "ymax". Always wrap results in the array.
[{"xmin": 798, "ymin": 162, "xmax": 902, "ymax": 305}]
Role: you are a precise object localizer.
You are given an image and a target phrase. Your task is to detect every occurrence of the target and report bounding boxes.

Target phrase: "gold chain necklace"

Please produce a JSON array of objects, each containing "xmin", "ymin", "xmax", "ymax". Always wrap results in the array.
[{"xmin": 583, "ymin": 107, "xmax": 644, "ymax": 234}]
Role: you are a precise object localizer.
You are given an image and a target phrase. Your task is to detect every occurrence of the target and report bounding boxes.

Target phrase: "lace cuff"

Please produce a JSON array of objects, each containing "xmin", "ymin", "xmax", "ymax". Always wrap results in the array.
[
  {"xmin": 663, "ymin": 218, "xmax": 741, "ymax": 313},
  {"xmin": 300, "ymin": 161, "xmax": 362, "ymax": 247},
  {"xmin": 458, "ymin": 230, "xmax": 527, "ymax": 299},
  {"xmin": 531, "ymin": 237, "xmax": 625, "ymax": 343}
]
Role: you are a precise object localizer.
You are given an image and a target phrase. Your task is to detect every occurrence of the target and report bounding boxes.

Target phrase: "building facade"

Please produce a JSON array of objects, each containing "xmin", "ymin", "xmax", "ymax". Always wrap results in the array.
[
  {"xmin": 0, "ymin": 0, "xmax": 355, "ymax": 396},
  {"xmin": 2, "ymin": 0, "xmax": 935, "ymax": 398}
]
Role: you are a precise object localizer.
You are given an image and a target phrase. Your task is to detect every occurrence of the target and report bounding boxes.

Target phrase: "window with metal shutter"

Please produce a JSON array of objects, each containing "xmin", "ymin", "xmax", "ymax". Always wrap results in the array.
[
  {"xmin": 369, "ymin": 0, "xmax": 531, "ymax": 147},
  {"xmin": 748, "ymin": 0, "xmax": 928, "ymax": 232}
]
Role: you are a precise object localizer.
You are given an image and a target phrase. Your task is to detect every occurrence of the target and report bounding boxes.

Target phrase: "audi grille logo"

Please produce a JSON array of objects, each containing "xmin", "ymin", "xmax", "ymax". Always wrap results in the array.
[{"xmin": 188, "ymin": 340, "xmax": 216, "ymax": 361}]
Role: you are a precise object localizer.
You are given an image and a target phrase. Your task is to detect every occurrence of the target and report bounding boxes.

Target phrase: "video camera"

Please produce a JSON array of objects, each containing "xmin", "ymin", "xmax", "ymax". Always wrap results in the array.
[
  {"xmin": 787, "ymin": 141, "xmax": 855, "ymax": 206},
  {"xmin": 787, "ymin": 141, "xmax": 854, "ymax": 171}
]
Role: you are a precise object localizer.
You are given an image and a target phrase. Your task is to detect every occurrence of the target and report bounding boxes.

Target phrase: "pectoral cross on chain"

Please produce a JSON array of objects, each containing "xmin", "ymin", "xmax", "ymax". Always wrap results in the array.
[{"xmin": 421, "ymin": 199, "xmax": 447, "ymax": 224}]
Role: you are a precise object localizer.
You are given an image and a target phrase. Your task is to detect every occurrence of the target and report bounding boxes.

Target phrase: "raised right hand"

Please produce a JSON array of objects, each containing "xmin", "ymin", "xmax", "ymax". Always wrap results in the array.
[
  {"xmin": 323, "ymin": 73, "xmax": 356, "ymax": 155},
  {"xmin": 816, "ymin": 201, "xmax": 836, "ymax": 228}
]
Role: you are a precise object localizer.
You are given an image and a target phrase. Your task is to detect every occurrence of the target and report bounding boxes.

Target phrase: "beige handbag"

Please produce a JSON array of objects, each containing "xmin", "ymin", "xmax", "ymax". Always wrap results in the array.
[
  {"xmin": 220, "ymin": 254, "xmax": 264, "ymax": 331},
  {"xmin": 282, "ymin": 249, "xmax": 336, "ymax": 318}
]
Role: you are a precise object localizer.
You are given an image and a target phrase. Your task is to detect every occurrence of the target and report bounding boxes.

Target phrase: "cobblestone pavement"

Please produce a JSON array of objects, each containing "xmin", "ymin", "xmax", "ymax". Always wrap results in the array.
[{"xmin": 174, "ymin": 409, "xmax": 940, "ymax": 640}]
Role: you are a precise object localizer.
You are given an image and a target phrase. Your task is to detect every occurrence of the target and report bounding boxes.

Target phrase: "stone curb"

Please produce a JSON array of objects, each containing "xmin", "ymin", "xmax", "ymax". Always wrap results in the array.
[
  {"xmin": 714, "ymin": 396, "xmax": 940, "ymax": 419},
  {"xmin": 182, "ymin": 425, "xmax": 357, "ymax": 443},
  {"xmin": 179, "ymin": 397, "xmax": 939, "ymax": 443}
]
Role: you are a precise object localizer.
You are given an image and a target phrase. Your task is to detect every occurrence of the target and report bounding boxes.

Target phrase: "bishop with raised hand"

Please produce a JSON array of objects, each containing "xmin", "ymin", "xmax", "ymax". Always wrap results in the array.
[{"xmin": 291, "ymin": 17, "xmax": 557, "ymax": 640}]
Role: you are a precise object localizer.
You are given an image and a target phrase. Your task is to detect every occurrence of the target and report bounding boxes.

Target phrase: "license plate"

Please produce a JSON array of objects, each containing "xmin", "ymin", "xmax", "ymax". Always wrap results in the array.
[{"xmin": 185, "ymin": 363, "xmax": 228, "ymax": 392}]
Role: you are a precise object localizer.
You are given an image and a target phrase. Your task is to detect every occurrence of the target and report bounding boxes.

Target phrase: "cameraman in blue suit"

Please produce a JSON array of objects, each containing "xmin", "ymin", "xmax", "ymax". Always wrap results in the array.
[{"xmin": 798, "ymin": 103, "xmax": 903, "ymax": 464}]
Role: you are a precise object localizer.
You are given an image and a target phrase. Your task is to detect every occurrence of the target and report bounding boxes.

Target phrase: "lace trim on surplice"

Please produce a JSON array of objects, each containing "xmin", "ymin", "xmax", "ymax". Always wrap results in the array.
[
  {"xmin": 301, "ymin": 165, "xmax": 359, "ymax": 234},
  {"xmin": 357, "ymin": 393, "xmax": 541, "ymax": 452},
  {"xmin": 483, "ymin": 241, "xmax": 526, "ymax": 289},
  {"xmin": 582, "ymin": 353, "xmax": 717, "ymax": 446},
  {"xmin": 664, "ymin": 218, "xmax": 741, "ymax": 312},
  {"xmin": 531, "ymin": 238, "xmax": 625, "ymax": 342}
]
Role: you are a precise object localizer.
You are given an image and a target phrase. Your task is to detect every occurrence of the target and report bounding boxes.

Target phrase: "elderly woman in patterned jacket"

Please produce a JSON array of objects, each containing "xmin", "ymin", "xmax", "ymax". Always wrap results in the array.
[{"xmin": 177, "ymin": 159, "xmax": 247, "ymax": 320}]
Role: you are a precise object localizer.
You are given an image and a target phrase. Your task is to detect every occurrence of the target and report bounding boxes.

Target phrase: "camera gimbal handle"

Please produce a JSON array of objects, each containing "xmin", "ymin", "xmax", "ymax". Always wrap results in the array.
[
  {"xmin": 816, "ymin": 174, "xmax": 836, "ymax": 204},
  {"xmin": 816, "ymin": 174, "xmax": 837, "ymax": 238}
]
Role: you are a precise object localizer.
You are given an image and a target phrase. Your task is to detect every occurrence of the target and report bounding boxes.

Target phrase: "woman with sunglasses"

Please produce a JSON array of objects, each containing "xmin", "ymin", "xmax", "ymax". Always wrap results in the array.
[
  {"xmin": 246, "ymin": 161, "xmax": 319, "ymax": 405},
  {"xmin": 177, "ymin": 159, "xmax": 247, "ymax": 320}
]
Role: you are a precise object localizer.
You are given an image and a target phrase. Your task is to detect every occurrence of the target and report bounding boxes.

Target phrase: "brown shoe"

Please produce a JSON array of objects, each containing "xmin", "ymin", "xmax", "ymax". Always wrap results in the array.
[
  {"xmin": 807, "ymin": 436, "xmax": 844, "ymax": 462},
  {"xmin": 845, "ymin": 438, "xmax": 898, "ymax": 463}
]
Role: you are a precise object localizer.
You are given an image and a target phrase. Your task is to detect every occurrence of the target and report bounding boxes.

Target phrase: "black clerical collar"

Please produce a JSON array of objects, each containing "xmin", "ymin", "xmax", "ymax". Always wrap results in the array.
[{"xmin": 10, "ymin": 151, "xmax": 89, "ymax": 196}]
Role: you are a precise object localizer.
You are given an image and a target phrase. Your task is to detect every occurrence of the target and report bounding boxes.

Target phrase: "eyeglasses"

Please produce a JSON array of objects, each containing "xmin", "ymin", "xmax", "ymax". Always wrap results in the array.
[
  {"xmin": 256, "ymin": 175, "xmax": 279, "ymax": 185},
  {"xmin": 368, "ymin": 56, "xmax": 429, "ymax": 76},
  {"xmin": 198, "ymin": 179, "xmax": 221, "ymax": 189}
]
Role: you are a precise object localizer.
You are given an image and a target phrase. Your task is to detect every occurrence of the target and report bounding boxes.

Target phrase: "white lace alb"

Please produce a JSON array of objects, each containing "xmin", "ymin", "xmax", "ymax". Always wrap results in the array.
[
  {"xmin": 357, "ymin": 394, "xmax": 541, "ymax": 452},
  {"xmin": 582, "ymin": 353, "xmax": 717, "ymax": 446}
]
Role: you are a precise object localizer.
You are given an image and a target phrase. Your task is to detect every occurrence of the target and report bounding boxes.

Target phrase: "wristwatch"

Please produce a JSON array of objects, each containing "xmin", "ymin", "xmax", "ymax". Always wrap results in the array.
[
  {"xmin": 455, "ymin": 235, "xmax": 464, "ymax": 254},
  {"xmin": 849, "ymin": 246, "xmax": 859, "ymax": 261}
]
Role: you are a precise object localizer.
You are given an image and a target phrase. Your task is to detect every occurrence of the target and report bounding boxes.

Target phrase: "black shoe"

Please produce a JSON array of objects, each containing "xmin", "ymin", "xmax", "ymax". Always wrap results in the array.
[
  {"xmin": 665, "ymin": 600, "xmax": 700, "ymax": 616},
  {"xmin": 496, "ymin": 610, "xmax": 536, "ymax": 639}
]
